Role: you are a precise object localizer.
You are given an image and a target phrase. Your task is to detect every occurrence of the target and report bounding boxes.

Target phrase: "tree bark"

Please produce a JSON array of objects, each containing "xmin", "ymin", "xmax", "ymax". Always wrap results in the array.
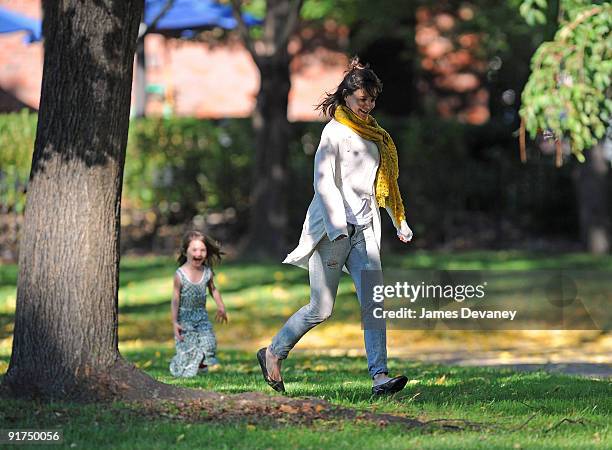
[
  {"xmin": 4, "ymin": 0, "xmax": 145, "ymax": 399},
  {"xmin": 232, "ymin": 0, "xmax": 303, "ymax": 258},
  {"xmin": 574, "ymin": 143, "xmax": 610, "ymax": 254},
  {"xmin": 246, "ymin": 53, "xmax": 292, "ymax": 257}
]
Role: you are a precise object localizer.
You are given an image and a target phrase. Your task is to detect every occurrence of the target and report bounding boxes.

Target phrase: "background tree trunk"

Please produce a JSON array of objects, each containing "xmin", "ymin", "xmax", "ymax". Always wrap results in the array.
[
  {"xmin": 4, "ymin": 0, "xmax": 145, "ymax": 399},
  {"xmin": 232, "ymin": 0, "xmax": 303, "ymax": 259},
  {"xmin": 574, "ymin": 143, "xmax": 610, "ymax": 254},
  {"xmin": 247, "ymin": 53, "xmax": 291, "ymax": 257}
]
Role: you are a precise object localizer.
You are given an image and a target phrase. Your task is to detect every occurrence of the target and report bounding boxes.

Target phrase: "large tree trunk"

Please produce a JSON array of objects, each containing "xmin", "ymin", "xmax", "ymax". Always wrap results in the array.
[
  {"xmin": 574, "ymin": 143, "xmax": 610, "ymax": 254},
  {"xmin": 3, "ymin": 0, "xmax": 146, "ymax": 399},
  {"xmin": 246, "ymin": 53, "xmax": 291, "ymax": 258}
]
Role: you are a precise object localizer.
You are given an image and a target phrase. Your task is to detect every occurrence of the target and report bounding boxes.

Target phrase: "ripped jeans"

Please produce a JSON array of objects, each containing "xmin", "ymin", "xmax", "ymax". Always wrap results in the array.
[{"xmin": 269, "ymin": 222, "xmax": 387, "ymax": 378}]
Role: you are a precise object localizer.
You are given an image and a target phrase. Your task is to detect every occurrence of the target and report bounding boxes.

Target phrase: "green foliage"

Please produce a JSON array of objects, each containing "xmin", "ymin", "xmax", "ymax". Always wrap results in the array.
[
  {"xmin": 300, "ymin": 0, "xmax": 349, "ymax": 21},
  {"xmin": 1, "ymin": 255, "xmax": 611, "ymax": 448},
  {"xmin": 0, "ymin": 110, "xmax": 36, "ymax": 214},
  {"xmin": 462, "ymin": 0, "xmax": 538, "ymax": 55},
  {"xmin": 384, "ymin": 116, "xmax": 580, "ymax": 246},
  {"xmin": 519, "ymin": 0, "xmax": 549, "ymax": 26},
  {"xmin": 519, "ymin": 1, "xmax": 612, "ymax": 158},
  {"xmin": 125, "ymin": 118, "xmax": 253, "ymax": 222},
  {"xmin": 0, "ymin": 113, "xmax": 254, "ymax": 223},
  {"xmin": 238, "ymin": 0, "xmax": 356, "ymax": 23}
]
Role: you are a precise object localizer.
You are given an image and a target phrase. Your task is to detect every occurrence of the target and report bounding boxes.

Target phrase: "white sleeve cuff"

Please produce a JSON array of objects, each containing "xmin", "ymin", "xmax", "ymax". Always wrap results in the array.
[{"xmin": 397, "ymin": 220, "xmax": 413, "ymax": 241}]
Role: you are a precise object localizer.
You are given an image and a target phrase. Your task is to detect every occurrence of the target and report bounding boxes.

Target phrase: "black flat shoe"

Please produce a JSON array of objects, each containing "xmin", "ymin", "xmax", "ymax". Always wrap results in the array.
[
  {"xmin": 372, "ymin": 375, "xmax": 408, "ymax": 396},
  {"xmin": 257, "ymin": 347, "xmax": 285, "ymax": 392}
]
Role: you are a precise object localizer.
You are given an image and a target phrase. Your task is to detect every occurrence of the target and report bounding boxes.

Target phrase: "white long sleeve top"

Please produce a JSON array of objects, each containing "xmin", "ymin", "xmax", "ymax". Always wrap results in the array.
[{"xmin": 283, "ymin": 119, "xmax": 407, "ymax": 270}]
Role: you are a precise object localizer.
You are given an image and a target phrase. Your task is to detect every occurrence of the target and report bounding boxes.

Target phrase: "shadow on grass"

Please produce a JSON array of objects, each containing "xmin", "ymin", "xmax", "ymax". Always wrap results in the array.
[
  {"xmin": 0, "ymin": 264, "xmax": 18, "ymax": 288},
  {"xmin": 0, "ymin": 312, "xmax": 13, "ymax": 340},
  {"xmin": 4, "ymin": 251, "xmax": 611, "ymax": 293},
  {"xmin": 117, "ymin": 348, "xmax": 611, "ymax": 417},
  {"xmin": 119, "ymin": 300, "xmax": 169, "ymax": 316},
  {"xmin": 119, "ymin": 259, "xmax": 308, "ymax": 295}
]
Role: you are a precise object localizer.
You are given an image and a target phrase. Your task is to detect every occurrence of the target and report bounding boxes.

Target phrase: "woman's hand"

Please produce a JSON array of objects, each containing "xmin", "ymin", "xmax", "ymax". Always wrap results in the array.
[
  {"xmin": 397, "ymin": 220, "xmax": 413, "ymax": 243},
  {"xmin": 173, "ymin": 322, "xmax": 184, "ymax": 341},
  {"xmin": 215, "ymin": 308, "xmax": 228, "ymax": 324}
]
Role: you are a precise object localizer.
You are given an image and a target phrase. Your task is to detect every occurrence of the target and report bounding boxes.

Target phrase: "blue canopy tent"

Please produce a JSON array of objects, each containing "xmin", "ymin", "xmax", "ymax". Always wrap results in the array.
[
  {"xmin": 145, "ymin": 0, "xmax": 261, "ymax": 36},
  {"xmin": 134, "ymin": 0, "xmax": 262, "ymax": 116},
  {"xmin": 0, "ymin": 1, "xmax": 260, "ymax": 42},
  {"xmin": 0, "ymin": 2, "xmax": 261, "ymax": 116},
  {"xmin": 0, "ymin": 6, "xmax": 42, "ymax": 43}
]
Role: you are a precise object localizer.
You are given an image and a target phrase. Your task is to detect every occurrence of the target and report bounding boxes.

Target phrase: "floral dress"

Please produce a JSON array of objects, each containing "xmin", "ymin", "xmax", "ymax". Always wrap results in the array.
[{"xmin": 169, "ymin": 266, "xmax": 219, "ymax": 377}]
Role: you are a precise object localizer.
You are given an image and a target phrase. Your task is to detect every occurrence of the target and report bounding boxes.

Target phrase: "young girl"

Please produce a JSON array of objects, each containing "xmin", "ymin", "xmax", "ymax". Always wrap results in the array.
[{"xmin": 169, "ymin": 230, "xmax": 228, "ymax": 378}]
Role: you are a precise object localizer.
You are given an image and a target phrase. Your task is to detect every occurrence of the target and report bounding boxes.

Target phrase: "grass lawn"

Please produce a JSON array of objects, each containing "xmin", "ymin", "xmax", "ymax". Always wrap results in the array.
[{"xmin": 0, "ymin": 251, "xmax": 610, "ymax": 449}]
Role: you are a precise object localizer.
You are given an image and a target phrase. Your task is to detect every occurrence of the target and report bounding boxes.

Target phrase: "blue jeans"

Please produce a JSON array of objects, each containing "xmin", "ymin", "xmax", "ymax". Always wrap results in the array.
[{"xmin": 269, "ymin": 222, "xmax": 387, "ymax": 378}]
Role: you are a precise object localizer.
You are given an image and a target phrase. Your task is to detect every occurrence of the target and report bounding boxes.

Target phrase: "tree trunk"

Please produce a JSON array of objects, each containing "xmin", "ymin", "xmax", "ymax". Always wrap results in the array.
[
  {"xmin": 244, "ymin": 53, "xmax": 292, "ymax": 258},
  {"xmin": 230, "ymin": 0, "xmax": 303, "ymax": 258},
  {"xmin": 574, "ymin": 143, "xmax": 610, "ymax": 254},
  {"xmin": 3, "ymin": 0, "xmax": 146, "ymax": 400}
]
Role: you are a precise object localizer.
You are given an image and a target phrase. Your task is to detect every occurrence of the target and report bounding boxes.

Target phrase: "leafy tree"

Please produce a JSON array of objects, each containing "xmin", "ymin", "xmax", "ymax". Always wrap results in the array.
[
  {"xmin": 230, "ymin": 0, "xmax": 307, "ymax": 258},
  {"xmin": 519, "ymin": 0, "xmax": 611, "ymax": 162},
  {"xmin": 518, "ymin": 0, "xmax": 611, "ymax": 253}
]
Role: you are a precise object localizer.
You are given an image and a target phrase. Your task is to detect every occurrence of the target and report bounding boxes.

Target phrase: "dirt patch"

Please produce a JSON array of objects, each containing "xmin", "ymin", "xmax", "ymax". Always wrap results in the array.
[
  {"xmin": 1, "ymin": 359, "xmax": 482, "ymax": 431},
  {"xmin": 133, "ymin": 392, "xmax": 430, "ymax": 428},
  {"xmin": 0, "ymin": 358, "xmax": 485, "ymax": 431}
]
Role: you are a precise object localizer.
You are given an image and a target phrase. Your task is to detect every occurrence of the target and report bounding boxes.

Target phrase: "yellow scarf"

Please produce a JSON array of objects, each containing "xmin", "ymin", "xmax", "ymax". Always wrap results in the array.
[{"xmin": 334, "ymin": 105, "xmax": 406, "ymax": 225}]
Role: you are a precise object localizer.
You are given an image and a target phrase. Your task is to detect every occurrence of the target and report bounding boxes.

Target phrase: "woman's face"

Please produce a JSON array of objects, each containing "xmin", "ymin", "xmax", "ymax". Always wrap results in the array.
[{"xmin": 344, "ymin": 88, "xmax": 376, "ymax": 120}]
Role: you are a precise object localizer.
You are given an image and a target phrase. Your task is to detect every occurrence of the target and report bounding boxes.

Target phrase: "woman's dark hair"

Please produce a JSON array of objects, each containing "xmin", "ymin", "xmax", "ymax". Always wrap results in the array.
[
  {"xmin": 315, "ymin": 56, "xmax": 383, "ymax": 118},
  {"xmin": 177, "ymin": 230, "xmax": 223, "ymax": 269}
]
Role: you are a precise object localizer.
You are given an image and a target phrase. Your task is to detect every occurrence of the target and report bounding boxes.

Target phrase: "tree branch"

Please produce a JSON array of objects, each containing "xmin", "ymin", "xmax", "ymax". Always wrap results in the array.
[
  {"xmin": 278, "ymin": 0, "xmax": 304, "ymax": 49},
  {"xmin": 230, "ymin": 0, "xmax": 258, "ymax": 59},
  {"xmin": 544, "ymin": 417, "xmax": 587, "ymax": 433},
  {"xmin": 558, "ymin": 5, "xmax": 604, "ymax": 41},
  {"xmin": 138, "ymin": 0, "xmax": 176, "ymax": 42}
]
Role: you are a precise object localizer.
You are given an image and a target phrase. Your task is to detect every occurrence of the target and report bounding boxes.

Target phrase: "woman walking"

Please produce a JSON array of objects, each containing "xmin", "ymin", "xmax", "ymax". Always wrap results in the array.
[{"xmin": 257, "ymin": 57, "xmax": 413, "ymax": 395}]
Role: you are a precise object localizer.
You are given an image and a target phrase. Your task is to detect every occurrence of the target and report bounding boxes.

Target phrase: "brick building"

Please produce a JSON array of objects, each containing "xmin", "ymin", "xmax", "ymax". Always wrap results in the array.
[{"xmin": 0, "ymin": 0, "xmax": 347, "ymax": 121}]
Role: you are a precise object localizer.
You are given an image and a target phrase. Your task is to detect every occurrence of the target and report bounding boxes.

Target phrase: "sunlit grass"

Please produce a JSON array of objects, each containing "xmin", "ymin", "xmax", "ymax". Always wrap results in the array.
[
  {"xmin": 0, "ymin": 251, "xmax": 610, "ymax": 448},
  {"xmin": 1, "ymin": 348, "xmax": 608, "ymax": 449},
  {"xmin": 1, "ymin": 251, "xmax": 611, "ymax": 355}
]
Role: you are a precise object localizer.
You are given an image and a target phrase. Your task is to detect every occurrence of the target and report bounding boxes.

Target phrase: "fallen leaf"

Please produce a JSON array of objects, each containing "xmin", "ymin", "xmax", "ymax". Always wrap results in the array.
[
  {"xmin": 279, "ymin": 404, "xmax": 299, "ymax": 414},
  {"xmin": 593, "ymin": 432, "xmax": 601, "ymax": 442}
]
